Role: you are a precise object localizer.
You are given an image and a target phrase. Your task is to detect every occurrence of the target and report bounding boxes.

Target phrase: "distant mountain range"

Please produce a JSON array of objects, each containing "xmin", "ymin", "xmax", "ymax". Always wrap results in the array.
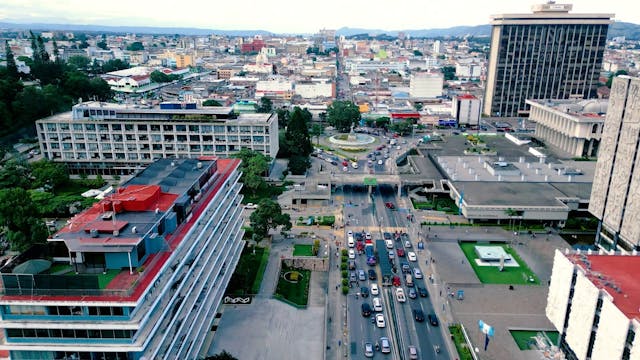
[
  {"xmin": 336, "ymin": 21, "xmax": 640, "ymax": 40},
  {"xmin": 1, "ymin": 20, "xmax": 639, "ymax": 39}
]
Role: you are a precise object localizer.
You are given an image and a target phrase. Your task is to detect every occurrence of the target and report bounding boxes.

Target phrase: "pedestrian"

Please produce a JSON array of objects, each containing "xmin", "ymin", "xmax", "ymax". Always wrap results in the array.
[{"xmin": 440, "ymin": 290, "xmax": 442, "ymax": 297}]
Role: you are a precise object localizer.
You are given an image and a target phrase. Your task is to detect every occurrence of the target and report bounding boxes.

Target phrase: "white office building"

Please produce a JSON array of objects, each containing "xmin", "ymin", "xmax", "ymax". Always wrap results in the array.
[
  {"xmin": 409, "ymin": 72, "xmax": 443, "ymax": 99},
  {"xmin": 452, "ymin": 94, "xmax": 482, "ymax": 126}
]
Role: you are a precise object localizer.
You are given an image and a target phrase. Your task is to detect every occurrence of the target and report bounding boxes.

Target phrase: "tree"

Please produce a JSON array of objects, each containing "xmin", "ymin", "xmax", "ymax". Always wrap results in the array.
[
  {"xmin": 100, "ymin": 59, "xmax": 130, "ymax": 73},
  {"xmin": 4, "ymin": 41, "xmax": 19, "ymax": 80},
  {"xmin": 233, "ymin": 148, "xmax": 270, "ymax": 195},
  {"xmin": 67, "ymin": 55, "xmax": 91, "ymax": 71},
  {"xmin": 0, "ymin": 160, "xmax": 32, "ymax": 189},
  {"xmin": 285, "ymin": 107, "xmax": 312, "ymax": 157},
  {"xmin": 309, "ymin": 123, "xmax": 325, "ymax": 145},
  {"xmin": 607, "ymin": 70, "xmax": 629, "ymax": 88},
  {"xmin": 249, "ymin": 199, "xmax": 291, "ymax": 242},
  {"xmin": 413, "ymin": 50, "xmax": 423, "ymax": 56},
  {"xmin": 389, "ymin": 120, "xmax": 414, "ymax": 136},
  {"xmin": 97, "ymin": 39, "xmax": 108, "ymax": 50},
  {"xmin": 202, "ymin": 99, "xmax": 222, "ymax": 107},
  {"xmin": 0, "ymin": 188, "xmax": 48, "ymax": 251},
  {"xmin": 442, "ymin": 66, "xmax": 457, "ymax": 81},
  {"xmin": 257, "ymin": 97, "xmax": 272, "ymax": 113},
  {"xmin": 275, "ymin": 108, "xmax": 290, "ymax": 128},
  {"xmin": 126, "ymin": 42, "xmax": 144, "ymax": 51},
  {"xmin": 327, "ymin": 100, "xmax": 360, "ymax": 132},
  {"xmin": 287, "ymin": 155, "xmax": 311, "ymax": 175},
  {"xmin": 205, "ymin": 350, "xmax": 238, "ymax": 360},
  {"xmin": 150, "ymin": 70, "xmax": 179, "ymax": 83},
  {"xmin": 30, "ymin": 160, "xmax": 68, "ymax": 190}
]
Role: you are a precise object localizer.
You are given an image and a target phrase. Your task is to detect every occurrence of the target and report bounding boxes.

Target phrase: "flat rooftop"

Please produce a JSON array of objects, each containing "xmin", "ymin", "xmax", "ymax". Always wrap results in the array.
[
  {"xmin": 454, "ymin": 181, "xmax": 571, "ymax": 207},
  {"xmin": 567, "ymin": 254, "xmax": 640, "ymax": 320},
  {"xmin": 527, "ymin": 99, "xmax": 608, "ymax": 123}
]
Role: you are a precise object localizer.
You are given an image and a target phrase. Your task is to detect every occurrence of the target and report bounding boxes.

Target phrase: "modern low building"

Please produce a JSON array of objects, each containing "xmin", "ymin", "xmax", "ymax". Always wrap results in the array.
[
  {"xmin": 484, "ymin": 3, "xmax": 613, "ymax": 117},
  {"xmin": 590, "ymin": 76, "xmax": 640, "ymax": 251},
  {"xmin": 0, "ymin": 157, "xmax": 244, "ymax": 359},
  {"xmin": 527, "ymin": 99, "xmax": 607, "ymax": 158},
  {"xmin": 36, "ymin": 101, "xmax": 278, "ymax": 175},
  {"xmin": 546, "ymin": 249, "xmax": 640, "ymax": 360}
]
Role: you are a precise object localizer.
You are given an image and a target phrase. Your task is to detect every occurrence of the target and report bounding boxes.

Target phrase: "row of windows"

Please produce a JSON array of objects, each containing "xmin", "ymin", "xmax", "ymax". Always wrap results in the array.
[
  {"xmin": 44, "ymin": 123, "xmax": 269, "ymax": 134},
  {"xmin": 5, "ymin": 305, "xmax": 126, "ymax": 317},
  {"xmin": 47, "ymin": 145, "xmax": 271, "ymax": 161},
  {"xmin": 6, "ymin": 328, "xmax": 135, "ymax": 339},
  {"xmin": 44, "ymin": 134, "xmax": 268, "ymax": 144}
]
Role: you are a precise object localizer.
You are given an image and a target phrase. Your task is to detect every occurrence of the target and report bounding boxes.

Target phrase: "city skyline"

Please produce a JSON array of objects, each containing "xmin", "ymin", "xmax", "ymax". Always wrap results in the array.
[{"xmin": 1, "ymin": 0, "xmax": 634, "ymax": 34}]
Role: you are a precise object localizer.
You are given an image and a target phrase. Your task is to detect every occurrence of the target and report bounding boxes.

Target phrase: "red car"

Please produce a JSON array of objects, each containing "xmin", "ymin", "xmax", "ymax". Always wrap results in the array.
[
  {"xmin": 385, "ymin": 202, "xmax": 395, "ymax": 209},
  {"xmin": 392, "ymin": 275, "xmax": 401, "ymax": 287},
  {"xmin": 342, "ymin": 160, "xmax": 348, "ymax": 167},
  {"xmin": 396, "ymin": 248, "xmax": 405, "ymax": 257}
]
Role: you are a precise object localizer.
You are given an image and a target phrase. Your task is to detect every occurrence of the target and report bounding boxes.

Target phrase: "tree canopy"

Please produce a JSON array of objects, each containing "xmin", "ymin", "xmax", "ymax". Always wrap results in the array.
[
  {"xmin": 249, "ymin": 199, "xmax": 291, "ymax": 242},
  {"xmin": 389, "ymin": 120, "xmax": 414, "ymax": 136},
  {"xmin": 150, "ymin": 70, "xmax": 180, "ymax": 83},
  {"xmin": 205, "ymin": 350, "xmax": 239, "ymax": 360},
  {"xmin": 309, "ymin": 123, "xmax": 325, "ymax": 145},
  {"xmin": 285, "ymin": 107, "xmax": 313, "ymax": 157},
  {"xmin": 202, "ymin": 99, "xmax": 223, "ymax": 107},
  {"xmin": 257, "ymin": 97, "xmax": 273, "ymax": 113},
  {"xmin": 126, "ymin": 42, "xmax": 144, "ymax": 51},
  {"xmin": 0, "ymin": 188, "xmax": 48, "ymax": 252},
  {"xmin": 233, "ymin": 148, "xmax": 270, "ymax": 195},
  {"xmin": 327, "ymin": 100, "xmax": 360, "ymax": 132}
]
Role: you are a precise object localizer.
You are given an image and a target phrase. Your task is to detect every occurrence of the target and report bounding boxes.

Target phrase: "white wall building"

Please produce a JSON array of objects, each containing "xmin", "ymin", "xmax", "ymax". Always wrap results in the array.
[
  {"xmin": 36, "ymin": 101, "xmax": 278, "ymax": 175},
  {"xmin": 432, "ymin": 40, "xmax": 442, "ymax": 54},
  {"xmin": 294, "ymin": 80, "xmax": 334, "ymax": 99},
  {"xmin": 546, "ymin": 249, "xmax": 640, "ymax": 360},
  {"xmin": 255, "ymin": 79, "xmax": 293, "ymax": 100},
  {"xmin": 409, "ymin": 72, "xmax": 443, "ymax": 99},
  {"xmin": 452, "ymin": 94, "xmax": 482, "ymax": 126}
]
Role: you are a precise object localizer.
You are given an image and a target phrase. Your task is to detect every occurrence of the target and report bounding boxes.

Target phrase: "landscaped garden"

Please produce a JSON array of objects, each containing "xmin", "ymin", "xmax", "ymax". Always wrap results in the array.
[
  {"xmin": 510, "ymin": 330, "xmax": 559, "ymax": 350},
  {"xmin": 459, "ymin": 242, "xmax": 540, "ymax": 285},
  {"xmin": 296, "ymin": 215, "xmax": 335, "ymax": 226},
  {"xmin": 449, "ymin": 324, "xmax": 475, "ymax": 360},
  {"xmin": 274, "ymin": 263, "xmax": 311, "ymax": 307},
  {"xmin": 293, "ymin": 244, "xmax": 313, "ymax": 257},
  {"xmin": 226, "ymin": 245, "xmax": 270, "ymax": 295}
]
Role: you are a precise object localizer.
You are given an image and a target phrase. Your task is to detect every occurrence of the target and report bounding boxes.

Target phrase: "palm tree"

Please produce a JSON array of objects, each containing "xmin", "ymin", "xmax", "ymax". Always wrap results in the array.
[{"xmin": 504, "ymin": 208, "xmax": 518, "ymax": 232}]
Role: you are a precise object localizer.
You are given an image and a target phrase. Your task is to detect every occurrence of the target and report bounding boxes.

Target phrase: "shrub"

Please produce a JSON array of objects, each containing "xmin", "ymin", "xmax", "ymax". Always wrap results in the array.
[
  {"xmin": 341, "ymin": 249, "xmax": 348, "ymax": 256},
  {"xmin": 341, "ymin": 256, "xmax": 348, "ymax": 263},
  {"xmin": 342, "ymin": 279, "xmax": 348, "ymax": 286},
  {"xmin": 342, "ymin": 286, "xmax": 349, "ymax": 295},
  {"xmin": 341, "ymin": 263, "xmax": 347, "ymax": 271},
  {"xmin": 341, "ymin": 270, "xmax": 348, "ymax": 278}
]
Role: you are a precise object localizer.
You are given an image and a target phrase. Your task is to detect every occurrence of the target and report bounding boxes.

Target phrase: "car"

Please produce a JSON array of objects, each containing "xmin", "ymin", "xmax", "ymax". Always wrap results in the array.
[
  {"xmin": 372, "ymin": 297, "xmax": 383, "ymax": 311},
  {"xmin": 407, "ymin": 252, "xmax": 417, "ymax": 262},
  {"xmin": 385, "ymin": 239, "xmax": 393, "ymax": 249},
  {"xmin": 418, "ymin": 286, "xmax": 428, "ymax": 297},
  {"xmin": 361, "ymin": 286, "xmax": 369, "ymax": 298},
  {"xmin": 342, "ymin": 160, "xmax": 349, "ymax": 167},
  {"xmin": 368, "ymin": 269, "xmax": 377, "ymax": 280},
  {"xmin": 384, "ymin": 153, "xmax": 390, "ymax": 159},
  {"xmin": 413, "ymin": 268, "xmax": 423, "ymax": 279},
  {"xmin": 375, "ymin": 313, "xmax": 386, "ymax": 328},
  {"xmin": 347, "ymin": 230, "xmax": 353, "ymax": 237},
  {"xmin": 370, "ymin": 283, "xmax": 379, "ymax": 295},
  {"xmin": 408, "ymin": 345, "xmax": 418, "ymax": 359},
  {"xmin": 413, "ymin": 309, "xmax": 425, "ymax": 322},
  {"xmin": 392, "ymin": 275, "xmax": 401, "ymax": 287},
  {"xmin": 331, "ymin": 160, "xmax": 338, "ymax": 165},
  {"xmin": 380, "ymin": 337, "xmax": 391, "ymax": 354},
  {"xmin": 351, "ymin": 162, "xmax": 359, "ymax": 169},
  {"xmin": 364, "ymin": 342, "xmax": 374, "ymax": 358},
  {"xmin": 377, "ymin": 159, "xmax": 383, "ymax": 165},
  {"xmin": 388, "ymin": 250, "xmax": 395, "ymax": 261},
  {"xmin": 395, "ymin": 288, "xmax": 406, "ymax": 303},
  {"xmin": 358, "ymin": 270, "xmax": 366, "ymax": 281},
  {"xmin": 404, "ymin": 240, "xmax": 412, "ymax": 248},
  {"xmin": 402, "ymin": 263, "xmax": 411, "ymax": 274},
  {"xmin": 408, "ymin": 287, "xmax": 417, "ymax": 299},
  {"xmin": 361, "ymin": 302, "xmax": 372, "ymax": 317},
  {"xmin": 365, "ymin": 233, "xmax": 372, "ymax": 240},
  {"xmin": 385, "ymin": 202, "xmax": 395, "ymax": 209},
  {"xmin": 348, "ymin": 260, "xmax": 356, "ymax": 270},
  {"xmin": 428, "ymin": 313, "xmax": 439, "ymax": 326},
  {"xmin": 383, "ymin": 232, "xmax": 392, "ymax": 240},
  {"xmin": 348, "ymin": 249, "xmax": 356, "ymax": 259},
  {"xmin": 350, "ymin": 272, "xmax": 357, "ymax": 282},
  {"xmin": 396, "ymin": 145, "xmax": 401, "ymax": 150},
  {"xmin": 396, "ymin": 248, "xmax": 405, "ymax": 257},
  {"xmin": 244, "ymin": 203, "xmax": 258, "ymax": 209}
]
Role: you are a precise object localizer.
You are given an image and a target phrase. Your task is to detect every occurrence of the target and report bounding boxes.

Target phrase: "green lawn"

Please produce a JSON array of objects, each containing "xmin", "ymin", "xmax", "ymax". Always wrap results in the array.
[
  {"xmin": 293, "ymin": 244, "xmax": 314, "ymax": 256},
  {"xmin": 510, "ymin": 330, "xmax": 559, "ymax": 350},
  {"xmin": 66, "ymin": 269, "xmax": 121, "ymax": 289},
  {"xmin": 274, "ymin": 264, "xmax": 310, "ymax": 307},
  {"xmin": 459, "ymin": 242, "xmax": 540, "ymax": 285},
  {"xmin": 227, "ymin": 246, "xmax": 269, "ymax": 295},
  {"xmin": 46, "ymin": 263, "xmax": 73, "ymax": 274},
  {"xmin": 449, "ymin": 324, "xmax": 475, "ymax": 360}
]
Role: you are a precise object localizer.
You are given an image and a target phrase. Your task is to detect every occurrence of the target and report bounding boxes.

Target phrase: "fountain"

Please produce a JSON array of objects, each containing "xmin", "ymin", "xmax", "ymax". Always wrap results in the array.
[{"xmin": 329, "ymin": 124, "xmax": 375, "ymax": 148}]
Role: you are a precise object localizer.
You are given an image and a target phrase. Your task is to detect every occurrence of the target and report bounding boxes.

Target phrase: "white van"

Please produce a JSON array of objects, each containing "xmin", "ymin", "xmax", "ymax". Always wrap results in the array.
[
  {"xmin": 373, "ymin": 297, "xmax": 383, "ymax": 312},
  {"xmin": 348, "ymin": 236, "xmax": 355, "ymax": 248}
]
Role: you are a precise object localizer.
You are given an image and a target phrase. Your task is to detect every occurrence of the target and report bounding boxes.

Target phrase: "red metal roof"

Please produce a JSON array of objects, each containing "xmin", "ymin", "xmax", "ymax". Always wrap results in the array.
[
  {"xmin": 569, "ymin": 254, "xmax": 640, "ymax": 320},
  {"xmin": 458, "ymin": 94, "xmax": 477, "ymax": 100}
]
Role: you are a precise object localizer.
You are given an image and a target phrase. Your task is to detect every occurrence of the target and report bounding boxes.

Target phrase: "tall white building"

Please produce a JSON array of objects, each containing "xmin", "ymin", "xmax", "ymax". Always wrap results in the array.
[
  {"xmin": 546, "ymin": 249, "xmax": 640, "ymax": 360},
  {"xmin": 36, "ymin": 101, "xmax": 278, "ymax": 175},
  {"xmin": 451, "ymin": 95, "xmax": 482, "ymax": 126},
  {"xmin": 432, "ymin": 40, "xmax": 442, "ymax": 54},
  {"xmin": 409, "ymin": 72, "xmax": 443, "ymax": 99}
]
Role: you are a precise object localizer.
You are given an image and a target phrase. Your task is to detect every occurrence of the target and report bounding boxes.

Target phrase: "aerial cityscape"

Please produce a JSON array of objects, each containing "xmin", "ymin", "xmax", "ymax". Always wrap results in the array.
[{"xmin": 1, "ymin": 1, "xmax": 640, "ymax": 360}]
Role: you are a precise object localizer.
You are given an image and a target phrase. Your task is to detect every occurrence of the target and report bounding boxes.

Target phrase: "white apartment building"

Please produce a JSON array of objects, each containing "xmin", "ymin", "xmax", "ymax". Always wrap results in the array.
[
  {"xmin": 409, "ymin": 72, "xmax": 443, "ymax": 99},
  {"xmin": 255, "ymin": 79, "xmax": 293, "ymax": 100},
  {"xmin": 452, "ymin": 94, "xmax": 482, "ymax": 126},
  {"xmin": 455, "ymin": 62, "xmax": 483, "ymax": 80},
  {"xmin": 36, "ymin": 101, "xmax": 278, "ymax": 175},
  {"xmin": 526, "ymin": 99, "xmax": 607, "ymax": 158},
  {"xmin": 546, "ymin": 249, "xmax": 640, "ymax": 360},
  {"xmin": 294, "ymin": 80, "xmax": 334, "ymax": 99}
]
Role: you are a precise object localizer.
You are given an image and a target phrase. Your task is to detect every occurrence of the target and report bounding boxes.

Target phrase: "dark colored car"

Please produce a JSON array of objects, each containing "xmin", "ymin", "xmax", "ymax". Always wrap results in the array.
[
  {"xmin": 428, "ymin": 313, "xmax": 439, "ymax": 326},
  {"xmin": 385, "ymin": 202, "xmax": 395, "ymax": 209},
  {"xmin": 361, "ymin": 286, "xmax": 369, "ymax": 298},
  {"xmin": 408, "ymin": 287, "xmax": 417, "ymax": 299},
  {"xmin": 396, "ymin": 248, "xmax": 405, "ymax": 257},
  {"xmin": 402, "ymin": 263, "xmax": 411, "ymax": 274},
  {"xmin": 418, "ymin": 287, "xmax": 428, "ymax": 297},
  {"xmin": 383, "ymin": 232, "xmax": 392, "ymax": 240},
  {"xmin": 413, "ymin": 309, "xmax": 425, "ymax": 322},
  {"xmin": 368, "ymin": 269, "xmax": 377, "ymax": 280},
  {"xmin": 361, "ymin": 303, "xmax": 372, "ymax": 317}
]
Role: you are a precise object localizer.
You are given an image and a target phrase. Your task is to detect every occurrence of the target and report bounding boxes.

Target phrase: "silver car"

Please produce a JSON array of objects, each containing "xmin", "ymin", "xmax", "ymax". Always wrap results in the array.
[
  {"xmin": 364, "ymin": 342, "xmax": 374, "ymax": 358},
  {"xmin": 380, "ymin": 337, "xmax": 391, "ymax": 353}
]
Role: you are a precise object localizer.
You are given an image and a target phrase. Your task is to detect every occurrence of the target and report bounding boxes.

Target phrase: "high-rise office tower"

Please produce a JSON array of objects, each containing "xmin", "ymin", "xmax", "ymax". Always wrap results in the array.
[
  {"xmin": 484, "ymin": 3, "xmax": 613, "ymax": 117},
  {"xmin": 589, "ymin": 76, "xmax": 640, "ymax": 252}
]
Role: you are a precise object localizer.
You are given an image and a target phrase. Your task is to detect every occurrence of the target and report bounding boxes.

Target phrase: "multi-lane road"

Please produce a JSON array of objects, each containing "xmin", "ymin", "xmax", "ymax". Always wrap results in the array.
[{"xmin": 342, "ymin": 185, "xmax": 450, "ymax": 359}]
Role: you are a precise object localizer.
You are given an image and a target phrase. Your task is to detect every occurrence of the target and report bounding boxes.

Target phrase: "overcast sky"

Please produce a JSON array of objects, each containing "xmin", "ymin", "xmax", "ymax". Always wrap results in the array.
[{"xmin": 0, "ymin": 0, "xmax": 633, "ymax": 33}]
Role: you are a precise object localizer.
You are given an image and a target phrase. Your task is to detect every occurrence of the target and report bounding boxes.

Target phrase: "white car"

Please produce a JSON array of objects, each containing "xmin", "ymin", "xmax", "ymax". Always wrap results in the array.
[
  {"xmin": 375, "ymin": 313, "xmax": 386, "ymax": 328},
  {"xmin": 413, "ymin": 268, "xmax": 423, "ymax": 279},
  {"xmin": 244, "ymin": 203, "xmax": 258, "ymax": 209},
  {"xmin": 377, "ymin": 159, "xmax": 383, "ymax": 165},
  {"xmin": 370, "ymin": 284, "xmax": 379, "ymax": 295},
  {"xmin": 365, "ymin": 233, "xmax": 372, "ymax": 240},
  {"xmin": 385, "ymin": 239, "xmax": 394, "ymax": 249},
  {"xmin": 348, "ymin": 249, "xmax": 356, "ymax": 259},
  {"xmin": 407, "ymin": 252, "xmax": 417, "ymax": 262},
  {"xmin": 347, "ymin": 230, "xmax": 353, "ymax": 237},
  {"xmin": 395, "ymin": 288, "xmax": 406, "ymax": 303},
  {"xmin": 351, "ymin": 162, "xmax": 359, "ymax": 169}
]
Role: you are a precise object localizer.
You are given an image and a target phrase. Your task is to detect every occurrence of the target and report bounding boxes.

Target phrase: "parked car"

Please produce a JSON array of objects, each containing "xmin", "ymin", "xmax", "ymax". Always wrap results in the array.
[
  {"xmin": 350, "ymin": 272, "xmax": 357, "ymax": 282},
  {"xmin": 244, "ymin": 203, "xmax": 258, "ymax": 209},
  {"xmin": 358, "ymin": 270, "xmax": 366, "ymax": 281},
  {"xmin": 385, "ymin": 202, "xmax": 395, "ymax": 209},
  {"xmin": 348, "ymin": 260, "xmax": 356, "ymax": 270},
  {"xmin": 348, "ymin": 249, "xmax": 356, "ymax": 259}
]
